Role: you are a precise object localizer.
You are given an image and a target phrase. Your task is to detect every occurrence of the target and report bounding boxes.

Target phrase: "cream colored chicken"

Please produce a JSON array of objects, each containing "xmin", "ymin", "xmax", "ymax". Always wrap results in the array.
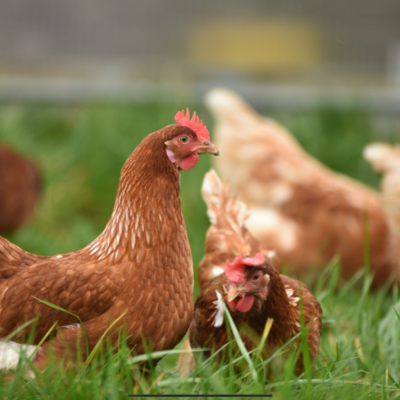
[
  {"xmin": 205, "ymin": 88, "xmax": 400, "ymax": 287},
  {"xmin": 364, "ymin": 143, "xmax": 400, "ymax": 255}
]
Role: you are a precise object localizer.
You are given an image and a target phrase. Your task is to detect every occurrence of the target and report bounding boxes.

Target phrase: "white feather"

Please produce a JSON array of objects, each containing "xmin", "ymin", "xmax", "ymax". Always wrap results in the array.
[
  {"xmin": 60, "ymin": 323, "xmax": 80, "ymax": 330},
  {"xmin": 213, "ymin": 291, "xmax": 225, "ymax": 328},
  {"xmin": 0, "ymin": 341, "xmax": 38, "ymax": 370},
  {"xmin": 212, "ymin": 266, "xmax": 225, "ymax": 278}
]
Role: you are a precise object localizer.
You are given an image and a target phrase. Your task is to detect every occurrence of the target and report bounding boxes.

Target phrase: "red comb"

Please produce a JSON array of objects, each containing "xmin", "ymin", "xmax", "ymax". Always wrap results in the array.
[
  {"xmin": 175, "ymin": 108, "xmax": 210, "ymax": 142},
  {"xmin": 225, "ymin": 253, "xmax": 265, "ymax": 284}
]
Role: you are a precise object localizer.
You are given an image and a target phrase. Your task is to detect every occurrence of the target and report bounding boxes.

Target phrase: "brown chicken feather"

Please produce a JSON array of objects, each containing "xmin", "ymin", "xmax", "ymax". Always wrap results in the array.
[
  {"xmin": 187, "ymin": 171, "xmax": 322, "ymax": 375},
  {"xmin": 0, "ymin": 117, "xmax": 218, "ymax": 370},
  {"xmin": 364, "ymin": 143, "xmax": 400, "ymax": 248},
  {"xmin": 0, "ymin": 144, "xmax": 41, "ymax": 232},
  {"xmin": 190, "ymin": 263, "xmax": 322, "ymax": 374},
  {"xmin": 198, "ymin": 170, "xmax": 275, "ymax": 287},
  {"xmin": 206, "ymin": 88, "xmax": 400, "ymax": 287}
]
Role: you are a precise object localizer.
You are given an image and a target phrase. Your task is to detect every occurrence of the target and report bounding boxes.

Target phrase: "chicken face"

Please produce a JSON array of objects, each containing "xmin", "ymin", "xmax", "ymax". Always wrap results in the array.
[
  {"xmin": 165, "ymin": 108, "xmax": 219, "ymax": 171},
  {"xmin": 224, "ymin": 253, "xmax": 270, "ymax": 313},
  {"xmin": 226, "ymin": 266, "xmax": 270, "ymax": 313},
  {"xmin": 165, "ymin": 130, "xmax": 218, "ymax": 171}
]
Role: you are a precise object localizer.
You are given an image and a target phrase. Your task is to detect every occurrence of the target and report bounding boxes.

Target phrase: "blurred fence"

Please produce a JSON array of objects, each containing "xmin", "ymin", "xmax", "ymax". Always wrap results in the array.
[{"xmin": 0, "ymin": 0, "xmax": 399, "ymax": 110}]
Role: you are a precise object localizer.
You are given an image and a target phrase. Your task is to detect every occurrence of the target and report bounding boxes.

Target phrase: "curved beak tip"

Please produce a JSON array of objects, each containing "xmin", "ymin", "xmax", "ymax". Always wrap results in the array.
[
  {"xmin": 210, "ymin": 144, "xmax": 219, "ymax": 156},
  {"xmin": 227, "ymin": 286, "xmax": 242, "ymax": 302},
  {"xmin": 198, "ymin": 141, "xmax": 219, "ymax": 156}
]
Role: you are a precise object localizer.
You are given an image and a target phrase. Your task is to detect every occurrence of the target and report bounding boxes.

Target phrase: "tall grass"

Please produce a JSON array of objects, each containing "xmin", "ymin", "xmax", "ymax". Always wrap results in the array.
[
  {"xmin": 0, "ymin": 102, "xmax": 399, "ymax": 398},
  {"xmin": 1, "ymin": 262, "xmax": 400, "ymax": 399}
]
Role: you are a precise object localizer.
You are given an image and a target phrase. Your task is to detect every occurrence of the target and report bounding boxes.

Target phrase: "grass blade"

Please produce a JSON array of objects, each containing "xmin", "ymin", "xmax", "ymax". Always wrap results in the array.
[
  {"xmin": 256, "ymin": 317, "xmax": 274, "ymax": 359},
  {"xmin": 223, "ymin": 306, "xmax": 258, "ymax": 383},
  {"xmin": 84, "ymin": 312, "xmax": 126, "ymax": 367},
  {"xmin": 2, "ymin": 318, "xmax": 38, "ymax": 342},
  {"xmin": 28, "ymin": 320, "xmax": 58, "ymax": 361},
  {"xmin": 32, "ymin": 296, "xmax": 90, "ymax": 357}
]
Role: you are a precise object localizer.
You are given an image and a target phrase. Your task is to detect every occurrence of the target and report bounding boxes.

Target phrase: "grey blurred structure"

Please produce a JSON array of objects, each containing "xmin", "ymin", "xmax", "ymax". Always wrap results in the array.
[{"xmin": 1, "ymin": 0, "xmax": 400, "ymax": 110}]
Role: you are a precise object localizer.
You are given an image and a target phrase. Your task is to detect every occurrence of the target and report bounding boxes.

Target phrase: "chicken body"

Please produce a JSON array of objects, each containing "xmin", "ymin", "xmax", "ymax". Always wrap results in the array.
[
  {"xmin": 364, "ymin": 143, "xmax": 400, "ymax": 248},
  {"xmin": 189, "ymin": 171, "xmax": 322, "ymax": 374},
  {"xmin": 190, "ymin": 264, "xmax": 322, "ymax": 373},
  {"xmin": 206, "ymin": 88, "xmax": 400, "ymax": 286},
  {"xmin": 0, "ymin": 144, "xmax": 41, "ymax": 232},
  {"xmin": 0, "ymin": 121, "xmax": 218, "ymax": 369},
  {"xmin": 198, "ymin": 169, "xmax": 274, "ymax": 287}
]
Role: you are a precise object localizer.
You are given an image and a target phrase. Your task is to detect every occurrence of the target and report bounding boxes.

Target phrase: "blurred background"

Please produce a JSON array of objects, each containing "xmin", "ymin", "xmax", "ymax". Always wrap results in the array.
[
  {"xmin": 1, "ymin": 0, "xmax": 400, "ymax": 109},
  {"xmin": 0, "ymin": 0, "xmax": 399, "ymax": 292}
]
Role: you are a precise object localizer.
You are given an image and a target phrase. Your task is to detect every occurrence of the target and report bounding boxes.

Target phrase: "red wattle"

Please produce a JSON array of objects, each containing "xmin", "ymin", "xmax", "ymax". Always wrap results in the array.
[
  {"xmin": 236, "ymin": 294, "xmax": 254, "ymax": 312},
  {"xmin": 179, "ymin": 153, "xmax": 199, "ymax": 171},
  {"xmin": 226, "ymin": 294, "xmax": 255, "ymax": 313},
  {"xmin": 227, "ymin": 299, "xmax": 237, "ymax": 312}
]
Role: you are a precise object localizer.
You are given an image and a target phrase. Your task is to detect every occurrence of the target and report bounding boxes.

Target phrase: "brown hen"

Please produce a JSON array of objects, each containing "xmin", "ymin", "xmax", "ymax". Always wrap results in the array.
[
  {"xmin": 0, "ymin": 144, "xmax": 41, "ymax": 233},
  {"xmin": 206, "ymin": 88, "xmax": 400, "ymax": 287},
  {"xmin": 0, "ymin": 110, "xmax": 218, "ymax": 371},
  {"xmin": 364, "ymin": 142, "xmax": 400, "ymax": 248},
  {"xmin": 189, "ymin": 171, "xmax": 322, "ymax": 375}
]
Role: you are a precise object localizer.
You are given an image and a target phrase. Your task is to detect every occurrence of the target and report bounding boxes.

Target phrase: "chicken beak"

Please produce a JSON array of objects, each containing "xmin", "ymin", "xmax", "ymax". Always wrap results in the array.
[
  {"xmin": 228, "ymin": 286, "xmax": 243, "ymax": 302},
  {"xmin": 196, "ymin": 141, "xmax": 219, "ymax": 156}
]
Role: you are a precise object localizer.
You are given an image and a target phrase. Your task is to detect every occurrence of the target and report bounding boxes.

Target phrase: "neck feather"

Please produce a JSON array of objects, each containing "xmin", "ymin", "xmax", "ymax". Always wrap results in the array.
[
  {"xmin": 250, "ymin": 273, "xmax": 294, "ymax": 330},
  {"xmin": 83, "ymin": 127, "xmax": 183, "ymax": 263}
]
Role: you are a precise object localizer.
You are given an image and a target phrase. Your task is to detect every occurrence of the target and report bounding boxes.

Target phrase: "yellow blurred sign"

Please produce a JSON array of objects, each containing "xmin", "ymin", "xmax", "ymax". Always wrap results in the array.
[{"xmin": 187, "ymin": 19, "xmax": 322, "ymax": 72}]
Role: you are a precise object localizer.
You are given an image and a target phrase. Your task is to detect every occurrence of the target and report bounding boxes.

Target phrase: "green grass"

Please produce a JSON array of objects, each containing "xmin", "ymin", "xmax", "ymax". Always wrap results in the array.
[{"xmin": 0, "ymin": 102, "xmax": 399, "ymax": 399}]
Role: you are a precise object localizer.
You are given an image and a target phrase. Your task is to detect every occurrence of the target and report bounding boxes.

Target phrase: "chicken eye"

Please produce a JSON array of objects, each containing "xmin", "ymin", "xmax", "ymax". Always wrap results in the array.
[
  {"xmin": 179, "ymin": 136, "xmax": 190, "ymax": 144},
  {"xmin": 252, "ymin": 274, "xmax": 260, "ymax": 281}
]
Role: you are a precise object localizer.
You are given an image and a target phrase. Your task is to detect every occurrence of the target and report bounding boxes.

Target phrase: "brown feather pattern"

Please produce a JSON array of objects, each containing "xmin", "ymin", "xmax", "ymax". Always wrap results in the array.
[
  {"xmin": 190, "ymin": 266, "xmax": 322, "ymax": 373},
  {"xmin": 0, "ymin": 124, "xmax": 206, "ymax": 368},
  {"xmin": 0, "ymin": 144, "xmax": 41, "ymax": 232},
  {"xmin": 188, "ymin": 170, "xmax": 322, "ymax": 375},
  {"xmin": 206, "ymin": 88, "xmax": 400, "ymax": 287}
]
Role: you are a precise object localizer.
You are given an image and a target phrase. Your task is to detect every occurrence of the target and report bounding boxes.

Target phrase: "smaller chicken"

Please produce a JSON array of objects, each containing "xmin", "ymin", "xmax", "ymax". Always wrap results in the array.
[
  {"xmin": 189, "ymin": 171, "xmax": 322, "ymax": 374},
  {"xmin": 0, "ymin": 144, "xmax": 41, "ymax": 232}
]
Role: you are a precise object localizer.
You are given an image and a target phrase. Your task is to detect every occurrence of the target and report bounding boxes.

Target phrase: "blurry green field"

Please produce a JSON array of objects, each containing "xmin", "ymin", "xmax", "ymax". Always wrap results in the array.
[{"xmin": 0, "ymin": 102, "xmax": 399, "ymax": 399}]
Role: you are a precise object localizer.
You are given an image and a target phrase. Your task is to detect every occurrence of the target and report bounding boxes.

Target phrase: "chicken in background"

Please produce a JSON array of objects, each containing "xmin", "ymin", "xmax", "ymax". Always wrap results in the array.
[
  {"xmin": 189, "ymin": 171, "xmax": 322, "ymax": 375},
  {"xmin": 205, "ymin": 88, "xmax": 400, "ymax": 287},
  {"xmin": 0, "ymin": 144, "xmax": 41, "ymax": 233},
  {"xmin": 364, "ymin": 142, "xmax": 400, "ymax": 256},
  {"xmin": 0, "ymin": 109, "xmax": 219, "ymax": 371}
]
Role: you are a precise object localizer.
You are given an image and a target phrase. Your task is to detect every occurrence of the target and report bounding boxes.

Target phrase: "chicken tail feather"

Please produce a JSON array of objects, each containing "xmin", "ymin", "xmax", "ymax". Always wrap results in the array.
[{"xmin": 202, "ymin": 169, "xmax": 248, "ymax": 228}]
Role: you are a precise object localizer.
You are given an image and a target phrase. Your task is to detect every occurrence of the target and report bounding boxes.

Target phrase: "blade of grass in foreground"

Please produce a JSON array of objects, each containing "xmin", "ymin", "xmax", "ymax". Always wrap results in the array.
[
  {"xmin": 128, "ymin": 348, "xmax": 204, "ymax": 365},
  {"xmin": 28, "ymin": 321, "xmax": 58, "ymax": 361},
  {"xmin": 298, "ymin": 287, "xmax": 313, "ymax": 394},
  {"xmin": 260, "ymin": 331, "xmax": 302, "ymax": 370},
  {"xmin": 2, "ymin": 318, "xmax": 38, "ymax": 343},
  {"xmin": 84, "ymin": 312, "xmax": 126, "ymax": 367},
  {"xmin": 32, "ymin": 296, "xmax": 90, "ymax": 358},
  {"xmin": 223, "ymin": 306, "xmax": 258, "ymax": 383},
  {"xmin": 256, "ymin": 318, "xmax": 274, "ymax": 359}
]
